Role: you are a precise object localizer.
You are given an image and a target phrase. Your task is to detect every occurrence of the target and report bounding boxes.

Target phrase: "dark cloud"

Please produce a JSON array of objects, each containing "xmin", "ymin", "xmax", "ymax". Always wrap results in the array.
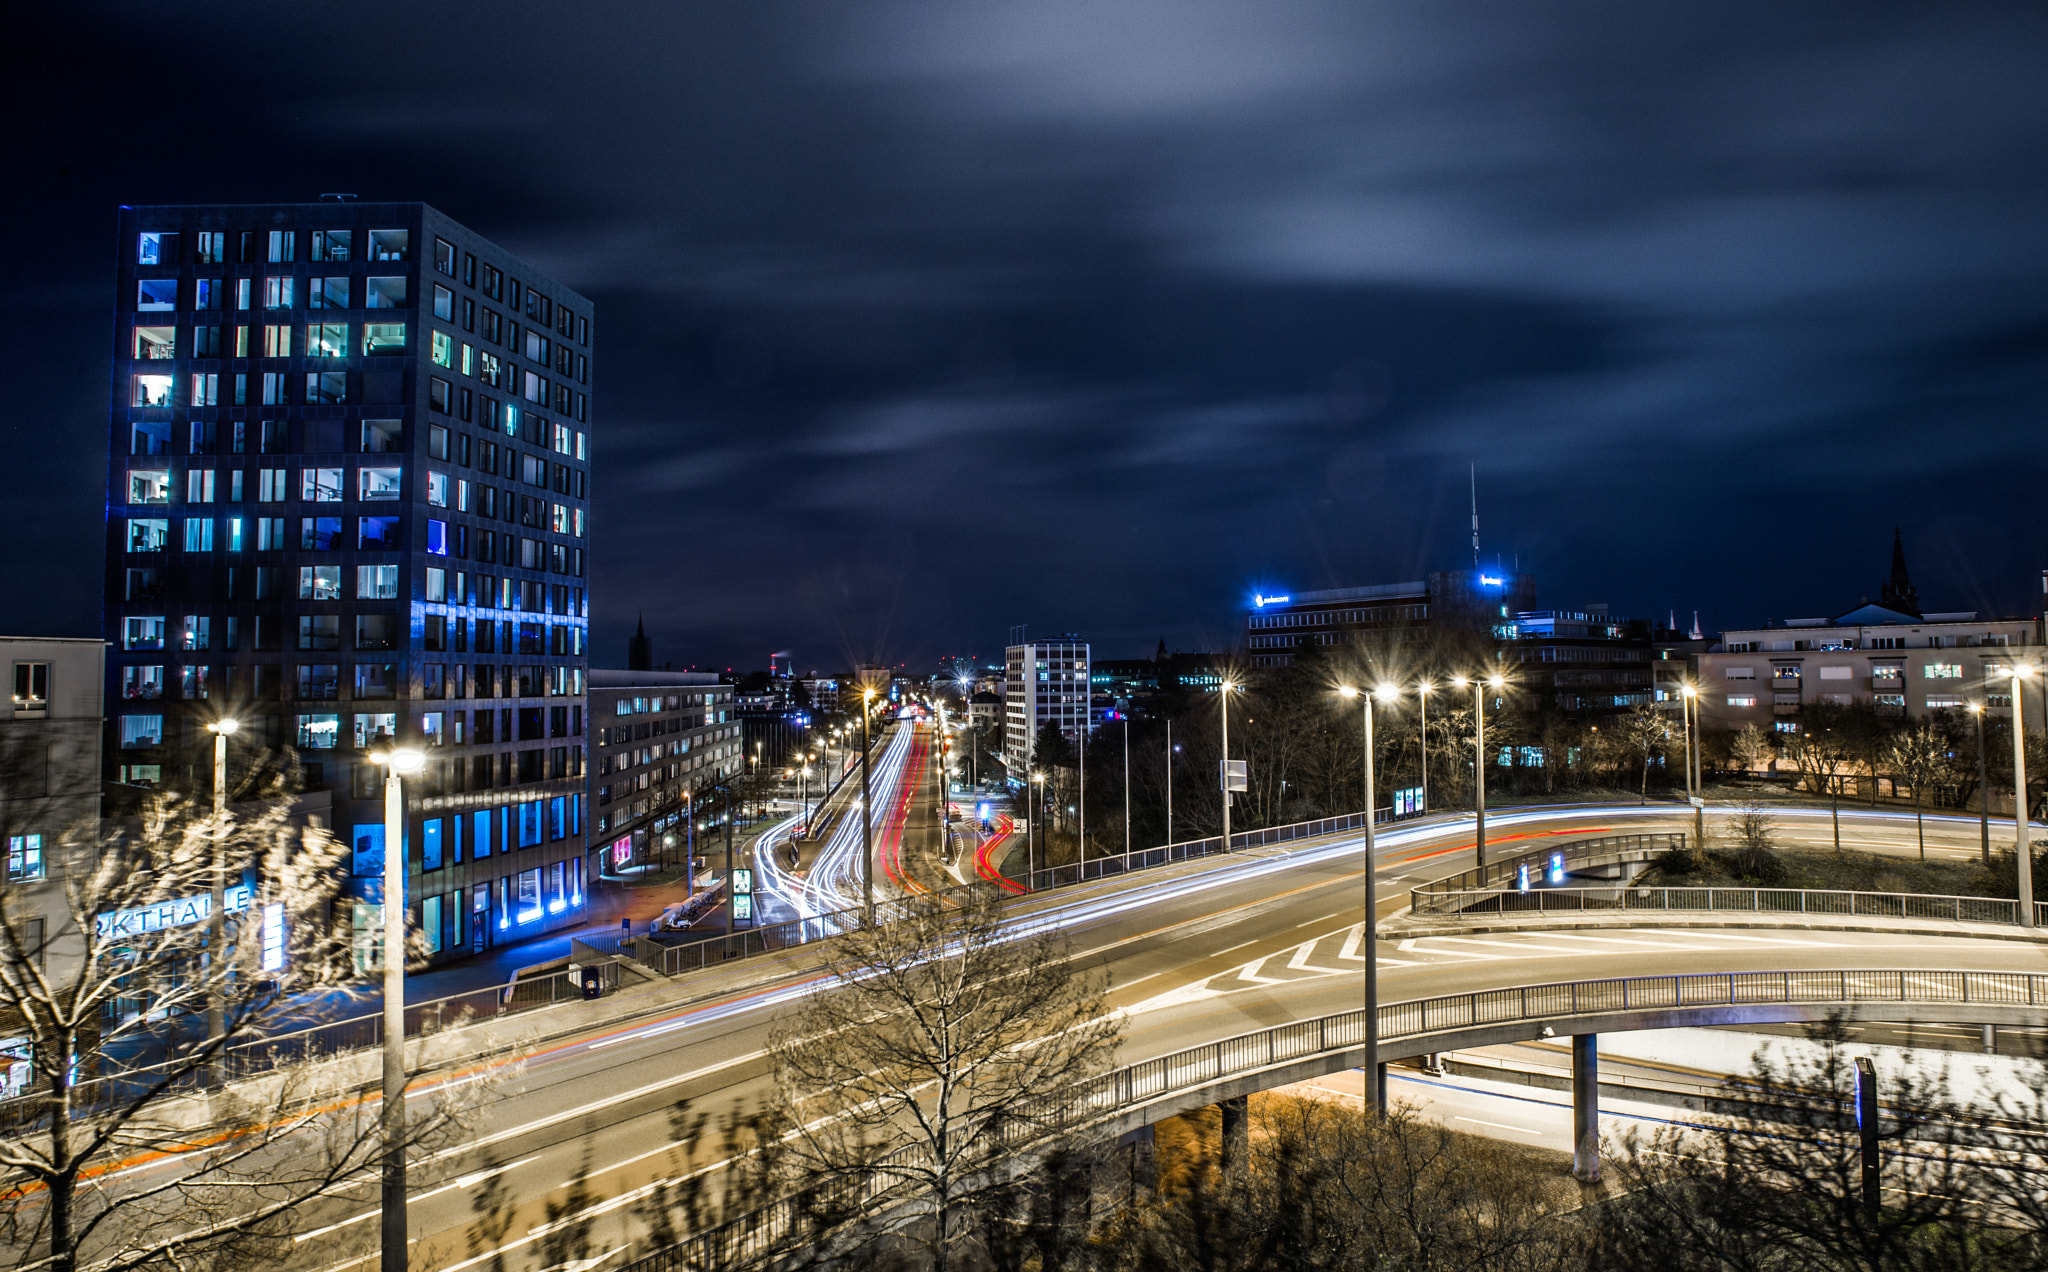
[{"xmin": 6, "ymin": 1, "xmax": 2047, "ymax": 670}]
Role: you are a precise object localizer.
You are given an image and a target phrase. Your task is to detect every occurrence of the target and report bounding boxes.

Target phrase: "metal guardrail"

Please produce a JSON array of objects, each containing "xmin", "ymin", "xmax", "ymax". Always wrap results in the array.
[
  {"xmin": 618, "ymin": 965, "xmax": 2048, "ymax": 1272},
  {"xmin": 1409, "ymin": 886, "xmax": 2048, "ymax": 928},
  {"xmin": 1413, "ymin": 832, "xmax": 1684, "ymax": 897}
]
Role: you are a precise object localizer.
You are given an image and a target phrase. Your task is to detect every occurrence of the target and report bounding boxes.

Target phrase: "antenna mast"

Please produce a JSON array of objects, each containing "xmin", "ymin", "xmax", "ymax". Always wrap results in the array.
[{"xmin": 1469, "ymin": 463, "xmax": 1480, "ymax": 569}]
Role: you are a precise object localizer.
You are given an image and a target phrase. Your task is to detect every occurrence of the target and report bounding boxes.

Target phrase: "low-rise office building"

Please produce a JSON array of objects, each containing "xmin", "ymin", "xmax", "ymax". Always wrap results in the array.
[
  {"xmin": 0, "ymin": 638, "xmax": 106, "ymax": 996},
  {"xmin": 588, "ymin": 669, "xmax": 739, "ymax": 875},
  {"xmin": 1003, "ymin": 637, "xmax": 1090, "ymax": 778},
  {"xmin": 1245, "ymin": 571, "xmax": 1537, "ymax": 669}
]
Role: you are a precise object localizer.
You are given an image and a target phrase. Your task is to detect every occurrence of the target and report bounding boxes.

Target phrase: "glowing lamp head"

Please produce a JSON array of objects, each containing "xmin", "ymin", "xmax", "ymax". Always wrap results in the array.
[
  {"xmin": 1682, "ymin": 684, "xmax": 1697, "ymax": 698},
  {"xmin": 1451, "ymin": 676, "xmax": 1469, "ymax": 688},
  {"xmin": 2017, "ymin": 665, "xmax": 2034, "ymax": 680},
  {"xmin": 207, "ymin": 717, "xmax": 241, "ymax": 736},
  {"xmin": 1374, "ymin": 684, "xmax": 1400, "ymax": 704},
  {"xmin": 1337, "ymin": 685, "xmax": 1358, "ymax": 700},
  {"xmin": 1487, "ymin": 675, "xmax": 1505, "ymax": 689},
  {"xmin": 376, "ymin": 747, "xmax": 426, "ymax": 775}
]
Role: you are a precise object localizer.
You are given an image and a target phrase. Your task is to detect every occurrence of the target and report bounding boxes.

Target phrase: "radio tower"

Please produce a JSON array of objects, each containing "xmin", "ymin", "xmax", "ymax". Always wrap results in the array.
[{"xmin": 1469, "ymin": 464, "xmax": 1480, "ymax": 569}]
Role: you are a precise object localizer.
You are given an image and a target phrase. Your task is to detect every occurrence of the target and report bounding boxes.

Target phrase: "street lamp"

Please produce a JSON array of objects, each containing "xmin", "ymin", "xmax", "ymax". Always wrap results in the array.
[
  {"xmin": 1416, "ymin": 680, "xmax": 1432, "ymax": 815},
  {"xmin": 860, "ymin": 689, "xmax": 876, "ymax": 921},
  {"xmin": 368, "ymin": 744, "xmax": 425, "ymax": 1272},
  {"xmin": 2009, "ymin": 665, "xmax": 2036, "ymax": 928},
  {"xmin": 1681, "ymin": 683, "xmax": 1703, "ymax": 850},
  {"xmin": 1338, "ymin": 683, "xmax": 1399, "ymax": 1108},
  {"xmin": 203, "ymin": 717, "xmax": 240, "ymax": 1088},
  {"xmin": 1030, "ymin": 771, "xmax": 1046, "ymax": 884},
  {"xmin": 1219, "ymin": 680, "xmax": 1240, "ymax": 852},
  {"xmin": 1453, "ymin": 674, "xmax": 1506, "ymax": 871},
  {"xmin": 1968, "ymin": 701, "xmax": 1990, "ymax": 863}
]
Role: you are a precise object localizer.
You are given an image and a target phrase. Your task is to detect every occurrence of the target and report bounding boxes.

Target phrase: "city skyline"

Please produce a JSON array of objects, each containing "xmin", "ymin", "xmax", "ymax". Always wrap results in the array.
[{"xmin": 7, "ymin": 2, "xmax": 2048, "ymax": 671}]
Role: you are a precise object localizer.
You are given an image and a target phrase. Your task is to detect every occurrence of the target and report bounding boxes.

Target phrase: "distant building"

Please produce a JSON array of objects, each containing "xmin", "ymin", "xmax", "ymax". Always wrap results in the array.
[
  {"xmin": 1003, "ymin": 636, "xmax": 1090, "ymax": 778},
  {"xmin": 1, "ymin": 637, "xmax": 105, "ymax": 988},
  {"xmin": 802, "ymin": 676, "xmax": 841, "ymax": 714},
  {"xmin": 587, "ymin": 670, "xmax": 739, "ymax": 875},
  {"xmin": 1498, "ymin": 608, "xmax": 1654, "ymax": 713},
  {"xmin": 967, "ymin": 690, "xmax": 1001, "ymax": 732},
  {"xmin": 627, "ymin": 616, "xmax": 652, "ymax": 671},
  {"xmin": 1245, "ymin": 571, "xmax": 1537, "ymax": 669},
  {"xmin": 1695, "ymin": 534, "xmax": 2043, "ymax": 732}
]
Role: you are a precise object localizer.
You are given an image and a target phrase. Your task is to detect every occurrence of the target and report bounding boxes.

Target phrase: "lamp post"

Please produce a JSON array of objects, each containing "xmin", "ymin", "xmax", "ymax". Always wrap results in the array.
[
  {"xmin": 1969, "ymin": 702, "xmax": 1990, "ymax": 863},
  {"xmin": 1122, "ymin": 716, "xmax": 1131, "ymax": 862},
  {"xmin": 204, "ymin": 717, "xmax": 239, "ymax": 1088},
  {"xmin": 2010, "ymin": 665, "xmax": 2036, "ymax": 928},
  {"xmin": 1030, "ymin": 771, "xmax": 1045, "ymax": 885},
  {"xmin": 860, "ymin": 689, "xmax": 875, "ymax": 922},
  {"xmin": 1165, "ymin": 721, "xmax": 1175, "ymax": 845},
  {"xmin": 1417, "ymin": 681, "xmax": 1431, "ymax": 815},
  {"xmin": 1219, "ymin": 681, "xmax": 1239, "ymax": 851},
  {"xmin": 369, "ymin": 744, "xmax": 425, "ymax": 1272},
  {"xmin": 1338, "ymin": 684, "xmax": 1399, "ymax": 1108},
  {"xmin": 1455, "ymin": 675, "xmax": 1505, "ymax": 871},
  {"xmin": 1682, "ymin": 684, "xmax": 1704, "ymax": 850}
]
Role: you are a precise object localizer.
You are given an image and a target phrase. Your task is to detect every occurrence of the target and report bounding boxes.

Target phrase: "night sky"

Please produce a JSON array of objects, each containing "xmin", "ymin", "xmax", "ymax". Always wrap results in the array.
[{"xmin": 8, "ymin": 3, "xmax": 2047, "ymax": 672}]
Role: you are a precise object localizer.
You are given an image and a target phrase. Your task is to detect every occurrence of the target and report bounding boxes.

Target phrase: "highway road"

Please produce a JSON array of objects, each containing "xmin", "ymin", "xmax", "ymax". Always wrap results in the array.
[{"xmin": 73, "ymin": 801, "xmax": 2048, "ymax": 1271}]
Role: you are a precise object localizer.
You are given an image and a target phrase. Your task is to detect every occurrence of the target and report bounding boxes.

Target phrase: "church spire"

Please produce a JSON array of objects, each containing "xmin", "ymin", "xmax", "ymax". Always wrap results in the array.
[
  {"xmin": 1879, "ymin": 527, "xmax": 1921, "ymax": 617},
  {"xmin": 628, "ymin": 612, "xmax": 653, "ymax": 670}
]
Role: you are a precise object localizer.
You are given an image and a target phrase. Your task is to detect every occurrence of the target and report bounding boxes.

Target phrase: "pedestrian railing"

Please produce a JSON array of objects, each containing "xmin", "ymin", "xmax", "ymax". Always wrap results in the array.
[
  {"xmin": 1412, "ymin": 832, "xmax": 1685, "ymax": 899},
  {"xmin": 616, "ymin": 965, "xmax": 2048, "ymax": 1272},
  {"xmin": 1407, "ymin": 884, "xmax": 2048, "ymax": 928}
]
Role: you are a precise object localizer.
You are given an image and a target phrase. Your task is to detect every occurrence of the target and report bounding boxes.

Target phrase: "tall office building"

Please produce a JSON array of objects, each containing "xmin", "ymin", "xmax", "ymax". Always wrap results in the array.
[
  {"xmin": 105, "ymin": 202, "xmax": 594, "ymax": 965},
  {"xmin": 1002, "ymin": 637, "xmax": 1091, "ymax": 779}
]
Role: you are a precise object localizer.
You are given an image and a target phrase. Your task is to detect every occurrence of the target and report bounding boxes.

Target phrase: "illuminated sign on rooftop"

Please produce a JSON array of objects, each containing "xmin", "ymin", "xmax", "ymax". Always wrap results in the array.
[
  {"xmin": 1253, "ymin": 594, "xmax": 1291, "ymax": 607},
  {"xmin": 1480, "ymin": 575, "xmax": 1504, "ymax": 586}
]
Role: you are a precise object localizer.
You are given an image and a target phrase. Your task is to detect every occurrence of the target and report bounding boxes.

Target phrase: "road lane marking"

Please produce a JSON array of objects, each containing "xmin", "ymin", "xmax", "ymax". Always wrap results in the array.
[{"xmin": 1454, "ymin": 1116, "xmax": 1541, "ymax": 1135}]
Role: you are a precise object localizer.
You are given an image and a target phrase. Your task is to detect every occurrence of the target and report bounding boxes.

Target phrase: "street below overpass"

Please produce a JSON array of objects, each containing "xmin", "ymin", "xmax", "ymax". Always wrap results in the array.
[{"xmin": 209, "ymin": 802, "xmax": 2048, "ymax": 1270}]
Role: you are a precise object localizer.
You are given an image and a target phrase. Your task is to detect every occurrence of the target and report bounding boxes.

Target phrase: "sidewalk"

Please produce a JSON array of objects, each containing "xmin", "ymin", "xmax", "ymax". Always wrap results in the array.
[{"xmin": 402, "ymin": 817, "xmax": 784, "ymax": 1000}]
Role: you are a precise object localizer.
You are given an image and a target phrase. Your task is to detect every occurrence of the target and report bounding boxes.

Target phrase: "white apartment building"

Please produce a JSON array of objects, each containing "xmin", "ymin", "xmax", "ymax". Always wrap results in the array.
[
  {"xmin": 1698, "ymin": 603, "xmax": 2044, "ymax": 733},
  {"xmin": 1002, "ymin": 637, "xmax": 1091, "ymax": 779}
]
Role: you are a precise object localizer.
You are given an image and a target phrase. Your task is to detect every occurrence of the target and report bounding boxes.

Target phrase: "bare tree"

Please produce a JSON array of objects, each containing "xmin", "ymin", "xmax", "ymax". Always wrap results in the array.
[
  {"xmin": 1885, "ymin": 721, "xmax": 1950, "ymax": 861},
  {"xmin": 1729, "ymin": 723, "xmax": 1773, "ymax": 776},
  {"xmin": 1785, "ymin": 705, "xmax": 1857, "ymax": 853},
  {"xmin": 0, "ymin": 786, "xmax": 487, "ymax": 1272},
  {"xmin": 768, "ymin": 882, "xmax": 1122, "ymax": 1272},
  {"xmin": 1724, "ymin": 798, "xmax": 1786, "ymax": 882},
  {"xmin": 1099, "ymin": 1095, "xmax": 1586, "ymax": 1272},
  {"xmin": 1594, "ymin": 1018, "xmax": 2048, "ymax": 1272},
  {"xmin": 1617, "ymin": 704, "xmax": 1673, "ymax": 804}
]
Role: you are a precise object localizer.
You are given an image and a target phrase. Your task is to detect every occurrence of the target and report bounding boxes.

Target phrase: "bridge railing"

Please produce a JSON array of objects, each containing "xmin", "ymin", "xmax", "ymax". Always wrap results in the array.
[
  {"xmin": 616, "ymin": 965, "xmax": 2048, "ymax": 1272},
  {"xmin": 1412, "ymin": 832, "xmax": 1684, "ymax": 898},
  {"xmin": 1408, "ymin": 885, "xmax": 2042, "ymax": 927}
]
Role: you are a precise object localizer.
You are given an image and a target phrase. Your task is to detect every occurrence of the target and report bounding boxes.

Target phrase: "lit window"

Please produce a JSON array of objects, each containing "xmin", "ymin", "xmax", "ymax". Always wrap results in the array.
[
  {"xmin": 181, "ymin": 616, "xmax": 210, "ymax": 651},
  {"xmin": 431, "ymin": 330, "xmax": 453, "ymax": 368},
  {"xmin": 267, "ymin": 230, "xmax": 295, "ymax": 263},
  {"xmin": 307, "ymin": 371, "xmax": 346, "ymax": 405},
  {"xmin": 426, "ymin": 519, "xmax": 449, "ymax": 556},
  {"xmin": 353, "ymin": 711, "xmax": 398, "ymax": 748},
  {"xmin": 178, "ymin": 665, "xmax": 209, "ymax": 699},
  {"xmin": 434, "ymin": 285, "xmax": 454, "ymax": 322},
  {"xmin": 137, "ymin": 231, "xmax": 177, "ymax": 265},
  {"xmin": 426, "ymin": 566, "xmax": 447, "ymax": 602},
  {"xmin": 358, "ymin": 517, "xmax": 398, "ymax": 549},
  {"xmin": 354, "ymin": 663, "xmax": 397, "ymax": 699},
  {"xmin": 357, "ymin": 564, "xmax": 400, "ymax": 599},
  {"xmin": 128, "ymin": 470, "xmax": 170, "ymax": 504},
  {"xmin": 12, "ymin": 662, "xmax": 49, "ymax": 710},
  {"xmin": 127, "ymin": 519, "xmax": 168, "ymax": 552},
  {"xmin": 134, "ymin": 326, "xmax": 175, "ymax": 359},
  {"xmin": 121, "ymin": 665, "xmax": 163, "ymax": 700},
  {"xmin": 359, "ymin": 467, "xmax": 402, "ymax": 501},
  {"xmin": 120, "ymin": 714, "xmax": 165, "ymax": 748},
  {"xmin": 368, "ymin": 229, "xmax": 409, "ymax": 261},
  {"xmin": 302, "ymin": 468, "xmax": 344, "ymax": 502},
  {"xmin": 263, "ymin": 276, "xmax": 295, "ymax": 309},
  {"xmin": 434, "ymin": 237, "xmax": 456, "ymax": 275},
  {"xmin": 310, "ymin": 229, "xmax": 351, "ymax": 262},
  {"xmin": 136, "ymin": 279, "xmax": 176, "ymax": 311},
  {"xmin": 301, "ymin": 516, "xmax": 342, "ymax": 550},
  {"xmin": 308, "ymin": 323, "xmax": 347, "ymax": 357},
  {"xmin": 362, "ymin": 323, "xmax": 405, "ymax": 355},
  {"xmin": 307, "ymin": 276, "xmax": 350, "ymax": 309},
  {"xmin": 7, "ymin": 835, "xmax": 44, "ymax": 882},
  {"xmin": 300, "ymin": 565, "xmax": 342, "ymax": 600},
  {"xmin": 365, "ymin": 276, "xmax": 408, "ymax": 308},
  {"xmin": 427, "ymin": 471, "xmax": 449, "ymax": 507},
  {"xmin": 1924, "ymin": 663, "xmax": 1962, "ymax": 679},
  {"xmin": 296, "ymin": 713, "xmax": 341, "ymax": 749},
  {"xmin": 182, "ymin": 518, "xmax": 214, "ymax": 552},
  {"xmin": 132, "ymin": 375, "xmax": 174, "ymax": 408}
]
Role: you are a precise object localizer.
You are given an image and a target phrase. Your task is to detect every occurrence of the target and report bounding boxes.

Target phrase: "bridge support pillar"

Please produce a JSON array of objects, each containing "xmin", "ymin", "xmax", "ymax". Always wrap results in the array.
[
  {"xmin": 1371, "ymin": 1062, "xmax": 1387, "ymax": 1109},
  {"xmin": 1983, "ymin": 1024, "xmax": 1998, "ymax": 1055},
  {"xmin": 1572, "ymin": 1034, "xmax": 1600, "ymax": 1184},
  {"xmin": 1219, "ymin": 1095, "xmax": 1249, "ymax": 1172}
]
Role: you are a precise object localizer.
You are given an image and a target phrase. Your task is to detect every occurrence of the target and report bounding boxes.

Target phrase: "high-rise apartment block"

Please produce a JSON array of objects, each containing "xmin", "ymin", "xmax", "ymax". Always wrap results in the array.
[
  {"xmin": 1002, "ymin": 637, "xmax": 1091, "ymax": 778},
  {"xmin": 105, "ymin": 202, "xmax": 593, "ymax": 963}
]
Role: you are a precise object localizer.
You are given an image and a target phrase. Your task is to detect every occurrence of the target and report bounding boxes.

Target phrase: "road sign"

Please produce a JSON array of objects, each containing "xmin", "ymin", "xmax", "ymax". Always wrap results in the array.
[{"xmin": 1220, "ymin": 759, "xmax": 1248, "ymax": 792}]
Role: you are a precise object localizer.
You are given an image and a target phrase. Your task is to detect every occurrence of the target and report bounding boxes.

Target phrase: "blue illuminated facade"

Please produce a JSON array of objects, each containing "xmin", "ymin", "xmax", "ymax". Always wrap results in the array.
[{"xmin": 104, "ymin": 202, "xmax": 594, "ymax": 963}]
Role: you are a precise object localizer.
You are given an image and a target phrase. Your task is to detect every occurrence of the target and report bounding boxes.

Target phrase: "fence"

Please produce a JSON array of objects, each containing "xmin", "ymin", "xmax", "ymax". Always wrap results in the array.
[
  {"xmin": 616, "ymin": 965, "xmax": 2048, "ymax": 1272},
  {"xmin": 1408, "ymin": 885, "xmax": 2048, "ymax": 928},
  {"xmin": 1412, "ymin": 831, "xmax": 1684, "ymax": 899}
]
